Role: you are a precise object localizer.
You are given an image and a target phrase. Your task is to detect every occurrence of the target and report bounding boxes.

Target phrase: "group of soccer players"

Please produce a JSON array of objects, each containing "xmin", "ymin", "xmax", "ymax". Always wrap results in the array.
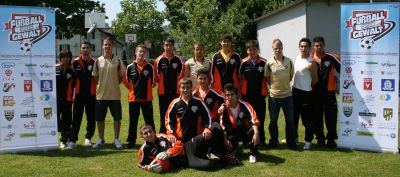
[{"xmin": 56, "ymin": 34, "xmax": 340, "ymax": 172}]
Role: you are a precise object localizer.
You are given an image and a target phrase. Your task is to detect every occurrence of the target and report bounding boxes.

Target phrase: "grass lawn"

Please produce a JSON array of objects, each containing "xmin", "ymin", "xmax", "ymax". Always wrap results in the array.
[{"xmin": 0, "ymin": 86, "xmax": 399, "ymax": 177}]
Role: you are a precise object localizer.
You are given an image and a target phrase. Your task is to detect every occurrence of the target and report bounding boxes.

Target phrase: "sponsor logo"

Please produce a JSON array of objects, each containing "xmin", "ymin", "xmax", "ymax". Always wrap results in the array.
[
  {"xmin": 1, "ymin": 62, "xmax": 15, "ymax": 68},
  {"xmin": 363, "ymin": 78, "xmax": 372, "ymax": 90},
  {"xmin": 381, "ymin": 71, "xmax": 396, "ymax": 75},
  {"xmin": 21, "ymin": 96, "xmax": 34, "ymax": 107},
  {"xmin": 40, "ymin": 63, "xmax": 54, "ymax": 68},
  {"xmin": 20, "ymin": 110, "xmax": 38, "ymax": 118},
  {"xmin": 20, "ymin": 132, "xmax": 37, "ymax": 138},
  {"xmin": 4, "ymin": 132, "xmax": 15, "ymax": 141},
  {"xmin": 25, "ymin": 63, "xmax": 37, "ymax": 68},
  {"xmin": 1, "ymin": 124, "xmax": 15, "ymax": 129},
  {"xmin": 377, "ymin": 122, "xmax": 397, "ymax": 129},
  {"xmin": 360, "ymin": 70, "xmax": 376, "ymax": 75},
  {"xmin": 343, "ymin": 106, "xmax": 353, "ymax": 117},
  {"xmin": 43, "ymin": 107, "xmax": 52, "ymax": 120},
  {"xmin": 342, "ymin": 60, "xmax": 355, "ymax": 66},
  {"xmin": 4, "ymin": 13, "xmax": 52, "ymax": 52},
  {"xmin": 342, "ymin": 93, "xmax": 354, "ymax": 103},
  {"xmin": 39, "ymin": 94, "xmax": 50, "ymax": 101},
  {"xmin": 380, "ymin": 94, "xmax": 391, "ymax": 101},
  {"xmin": 24, "ymin": 80, "xmax": 32, "ymax": 92},
  {"xmin": 24, "ymin": 121, "xmax": 35, "ymax": 129},
  {"xmin": 360, "ymin": 120, "xmax": 373, "ymax": 128},
  {"xmin": 3, "ymin": 83, "xmax": 15, "ymax": 92},
  {"xmin": 40, "ymin": 122, "xmax": 56, "ymax": 128},
  {"xmin": 3, "ymin": 96, "xmax": 15, "ymax": 106},
  {"xmin": 381, "ymin": 79, "xmax": 395, "ymax": 92},
  {"xmin": 360, "ymin": 94, "xmax": 375, "ymax": 104},
  {"xmin": 383, "ymin": 108, "xmax": 393, "ymax": 121},
  {"xmin": 40, "ymin": 80, "xmax": 53, "ymax": 92},
  {"xmin": 345, "ymin": 67, "xmax": 352, "ymax": 74},
  {"xmin": 343, "ymin": 80, "xmax": 354, "ymax": 89},
  {"xmin": 40, "ymin": 131, "xmax": 57, "ymax": 136},
  {"xmin": 357, "ymin": 131, "xmax": 374, "ymax": 137},
  {"xmin": 40, "ymin": 72, "xmax": 53, "ymax": 76},
  {"xmin": 340, "ymin": 120, "xmax": 356, "ymax": 125},
  {"xmin": 381, "ymin": 61, "xmax": 396, "ymax": 67},
  {"xmin": 342, "ymin": 128, "xmax": 352, "ymax": 136},
  {"xmin": 4, "ymin": 110, "xmax": 14, "ymax": 121},
  {"xmin": 359, "ymin": 108, "xmax": 376, "ymax": 117},
  {"xmin": 5, "ymin": 69, "xmax": 12, "ymax": 76},
  {"xmin": 20, "ymin": 72, "xmax": 36, "ymax": 77},
  {"xmin": 365, "ymin": 61, "xmax": 378, "ymax": 65},
  {"xmin": 390, "ymin": 133, "xmax": 396, "ymax": 139}
]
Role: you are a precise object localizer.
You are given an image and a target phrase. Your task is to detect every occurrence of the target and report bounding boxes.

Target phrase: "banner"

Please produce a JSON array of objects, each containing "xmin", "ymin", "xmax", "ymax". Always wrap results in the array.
[
  {"xmin": 0, "ymin": 6, "xmax": 58, "ymax": 153},
  {"xmin": 339, "ymin": 3, "xmax": 399, "ymax": 153}
]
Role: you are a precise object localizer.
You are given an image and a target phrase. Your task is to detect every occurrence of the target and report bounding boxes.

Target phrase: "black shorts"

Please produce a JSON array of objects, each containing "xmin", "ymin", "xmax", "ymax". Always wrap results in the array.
[{"xmin": 95, "ymin": 100, "xmax": 122, "ymax": 122}]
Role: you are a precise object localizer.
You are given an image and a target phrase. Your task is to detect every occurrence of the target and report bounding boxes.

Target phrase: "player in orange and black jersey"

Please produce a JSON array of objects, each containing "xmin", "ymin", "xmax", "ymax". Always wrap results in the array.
[
  {"xmin": 310, "ymin": 36, "xmax": 341, "ymax": 148},
  {"xmin": 67, "ymin": 41, "xmax": 96, "ymax": 149},
  {"xmin": 137, "ymin": 124, "xmax": 185, "ymax": 172},
  {"xmin": 218, "ymin": 83, "xmax": 260, "ymax": 163},
  {"xmin": 123, "ymin": 45, "xmax": 156, "ymax": 148},
  {"xmin": 56, "ymin": 50, "xmax": 75, "ymax": 149},
  {"xmin": 192, "ymin": 68, "xmax": 224, "ymax": 122},
  {"xmin": 154, "ymin": 37, "xmax": 185, "ymax": 133},
  {"xmin": 210, "ymin": 34, "xmax": 241, "ymax": 92},
  {"xmin": 239, "ymin": 40, "xmax": 268, "ymax": 146}
]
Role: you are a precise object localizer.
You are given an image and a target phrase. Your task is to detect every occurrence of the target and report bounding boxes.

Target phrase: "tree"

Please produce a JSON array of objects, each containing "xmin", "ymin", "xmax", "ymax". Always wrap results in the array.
[
  {"xmin": 1, "ymin": 0, "xmax": 105, "ymax": 39},
  {"xmin": 112, "ymin": 0, "xmax": 165, "ymax": 58}
]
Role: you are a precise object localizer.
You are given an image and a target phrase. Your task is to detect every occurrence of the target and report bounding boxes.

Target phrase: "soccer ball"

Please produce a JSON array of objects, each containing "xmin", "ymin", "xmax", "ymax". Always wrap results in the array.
[
  {"xmin": 20, "ymin": 39, "xmax": 33, "ymax": 52},
  {"xmin": 360, "ymin": 37, "xmax": 374, "ymax": 49}
]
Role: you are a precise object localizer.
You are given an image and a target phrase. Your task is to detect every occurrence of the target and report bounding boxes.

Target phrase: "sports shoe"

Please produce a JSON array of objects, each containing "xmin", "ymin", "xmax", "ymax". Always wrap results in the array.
[
  {"xmin": 84, "ymin": 139, "xmax": 92, "ymax": 146},
  {"xmin": 327, "ymin": 141, "xmax": 337, "ymax": 149},
  {"xmin": 59, "ymin": 142, "xmax": 66, "ymax": 149},
  {"xmin": 66, "ymin": 142, "xmax": 76, "ymax": 149},
  {"xmin": 303, "ymin": 142, "xmax": 312, "ymax": 150},
  {"xmin": 114, "ymin": 139, "xmax": 122, "ymax": 149},
  {"xmin": 207, "ymin": 152, "xmax": 220, "ymax": 160},
  {"xmin": 126, "ymin": 142, "xmax": 135, "ymax": 149},
  {"xmin": 92, "ymin": 139, "xmax": 105, "ymax": 148},
  {"xmin": 249, "ymin": 155, "xmax": 257, "ymax": 163}
]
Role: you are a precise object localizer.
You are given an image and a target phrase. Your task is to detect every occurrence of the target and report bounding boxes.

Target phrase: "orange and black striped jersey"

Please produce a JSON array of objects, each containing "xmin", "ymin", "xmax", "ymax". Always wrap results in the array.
[
  {"xmin": 72, "ymin": 55, "xmax": 96, "ymax": 95},
  {"xmin": 310, "ymin": 51, "xmax": 341, "ymax": 92},
  {"xmin": 123, "ymin": 61, "xmax": 155, "ymax": 102},
  {"xmin": 56, "ymin": 64, "xmax": 75, "ymax": 102},
  {"xmin": 239, "ymin": 56, "xmax": 268, "ymax": 97},
  {"xmin": 154, "ymin": 53, "xmax": 184, "ymax": 95},
  {"xmin": 192, "ymin": 87, "xmax": 224, "ymax": 121},
  {"xmin": 220, "ymin": 100, "xmax": 259, "ymax": 134},
  {"xmin": 211, "ymin": 50, "xmax": 240, "ymax": 92},
  {"xmin": 165, "ymin": 97, "xmax": 212, "ymax": 142},
  {"xmin": 137, "ymin": 134, "xmax": 184, "ymax": 169}
]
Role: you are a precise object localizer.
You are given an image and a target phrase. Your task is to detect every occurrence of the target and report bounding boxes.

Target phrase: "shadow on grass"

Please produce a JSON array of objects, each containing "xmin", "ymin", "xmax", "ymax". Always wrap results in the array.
[
  {"xmin": 13, "ymin": 144, "xmax": 135, "ymax": 158},
  {"xmin": 236, "ymin": 152, "xmax": 286, "ymax": 165}
]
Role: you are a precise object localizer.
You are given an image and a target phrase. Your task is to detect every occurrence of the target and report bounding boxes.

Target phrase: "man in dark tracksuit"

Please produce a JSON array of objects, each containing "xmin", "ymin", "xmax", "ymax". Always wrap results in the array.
[
  {"xmin": 239, "ymin": 40, "xmax": 268, "ymax": 146},
  {"xmin": 211, "ymin": 34, "xmax": 241, "ymax": 93},
  {"xmin": 67, "ymin": 42, "xmax": 96, "ymax": 149},
  {"xmin": 154, "ymin": 37, "xmax": 184, "ymax": 133},
  {"xmin": 123, "ymin": 45, "xmax": 156, "ymax": 148},
  {"xmin": 310, "ymin": 36, "xmax": 341, "ymax": 148},
  {"xmin": 166, "ymin": 78, "xmax": 225, "ymax": 170},
  {"xmin": 57, "ymin": 50, "xmax": 75, "ymax": 149}
]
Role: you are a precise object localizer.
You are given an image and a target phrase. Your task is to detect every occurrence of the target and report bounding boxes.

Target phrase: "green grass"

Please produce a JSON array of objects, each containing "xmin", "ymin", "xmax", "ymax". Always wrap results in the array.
[{"xmin": 0, "ymin": 86, "xmax": 399, "ymax": 177}]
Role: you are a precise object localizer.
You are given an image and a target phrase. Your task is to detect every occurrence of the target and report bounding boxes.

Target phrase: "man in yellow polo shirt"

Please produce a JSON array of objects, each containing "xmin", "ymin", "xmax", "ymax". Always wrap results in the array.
[{"xmin": 265, "ymin": 39, "xmax": 297, "ymax": 150}]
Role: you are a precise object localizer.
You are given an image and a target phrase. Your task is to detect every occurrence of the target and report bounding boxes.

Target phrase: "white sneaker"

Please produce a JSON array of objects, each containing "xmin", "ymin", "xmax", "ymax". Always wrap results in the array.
[
  {"xmin": 66, "ymin": 142, "xmax": 76, "ymax": 149},
  {"xmin": 249, "ymin": 155, "xmax": 257, "ymax": 163},
  {"xmin": 303, "ymin": 142, "xmax": 312, "ymax": 150},
  {"xmin": 59, "ymin": 142, "xmax": 66, "ymax": 149},
  {"xmin": 84, "ymin": 139, "xmax": 92, "ymax": 146},
  {"xmin": 92, "ymin": 139, "xmax": 105, "ymax": 148},
  {"xmin": 114, "ymin": 139, "xmax": 122, "ymax": 149}
]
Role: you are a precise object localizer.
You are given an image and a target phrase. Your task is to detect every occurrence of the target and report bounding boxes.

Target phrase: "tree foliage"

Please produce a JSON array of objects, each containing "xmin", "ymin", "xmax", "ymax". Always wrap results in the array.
[
  {"xmin": 112, "ymin": 0, "xmax": 165, "ymax": 58},
  {"xmin": 1, "ymin": 0, "xmax": 105, "ymax": 39},
  {"xmin": 163, "ymin": 0, "xmax": 295, "ymax": 57}
]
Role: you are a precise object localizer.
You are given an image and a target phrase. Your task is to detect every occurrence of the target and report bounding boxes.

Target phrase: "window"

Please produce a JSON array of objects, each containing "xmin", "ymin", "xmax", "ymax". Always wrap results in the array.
[
  {"xmin": 92, "ymin": 31, "xmax": 95, "ymax": 39},
  {"xmin": 92, "ymin": 44, "xmax": 96, "ymax": 51}
]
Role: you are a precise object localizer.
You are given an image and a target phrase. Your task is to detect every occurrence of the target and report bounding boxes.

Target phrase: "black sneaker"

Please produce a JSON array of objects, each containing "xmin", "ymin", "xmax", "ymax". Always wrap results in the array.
[
  {"xmin": 126, "ymin": 142, "xmax": 136, "ymax": 149},
  {"xmin": 268, "ymin": 142, "xmax": 278, "ymax": 149},
  {"xmin": 327, "ymin": 141, "xmax": 337, "ymax": 149},
  {"xmin": 288, "ymin": 144, "xmax": 301, "ymax": 151},
  {"xmin": 317, "ymin": 140, "xmax": 326, "ymax": 147}
]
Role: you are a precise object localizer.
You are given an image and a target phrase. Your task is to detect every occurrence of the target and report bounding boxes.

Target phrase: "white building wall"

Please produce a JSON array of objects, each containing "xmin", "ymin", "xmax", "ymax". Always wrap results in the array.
[
  {"xmin": 257, "ymin": 3, "xmax": 307, "ymax": 60},
  {"xmin": 307, "ymin": 1, "xmax": 341, "ymax": 55}
]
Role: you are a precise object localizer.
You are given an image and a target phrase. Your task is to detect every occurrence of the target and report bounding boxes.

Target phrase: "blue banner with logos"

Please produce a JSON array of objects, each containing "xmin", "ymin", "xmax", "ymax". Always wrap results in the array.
[
  {"xmin": 0, "ymin": 5, "xmax": 57, "ymax": 153},
  {"xmin": 339, "ymin": 3, "xmax": 399, "ymax": 153}
]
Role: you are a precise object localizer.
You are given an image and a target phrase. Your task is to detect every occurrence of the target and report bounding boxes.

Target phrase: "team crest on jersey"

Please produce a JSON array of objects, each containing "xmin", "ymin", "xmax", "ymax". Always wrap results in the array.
[
  {"xmin": 172, "ymin": 63, "xmax": 178, "ymax": 69},
  {"xmin": 230, "ymin": 59, "xmax": 236, "ymax": 65},
  {"xmin": 343, "ymin": 106, "xmax": 353, "ymax": 117},
  {"xmin": 159, "ymin": 140, "xmax": 166, "ymax": 148},
  {"xmin": 270, "ymin": 65, "xmax": 276, "ymax": 73},
  {"xmin": 143, "ymin": 70, "xmax": 149, "ymax": 76},
  {"xmin": 66, "ymin": 73, "xmax": 72, "ymax": 79},
  {"xmin": 239, "ymin": 112, "xmax": 244, "ymax": 119},
  {"xmin": 99, "ymin": 61, "xmax": 105, "ymax": 67},
  {"xmin": 191, "ymin": 106, "xmax": 198, "ymax": 113},
  {"xmin": 258, "ymin": 66, "xmax": 264, "ymax": 72},
  {"xmin": 88, "ymin": 65, "xmax": 92, "ymax": 71},
  {"xmin": 345, "ymin": 10, "xmax": 396, "ymax": 50},
  {"xmin": 324, "ymin": 61, "xmax": 330, "ymax": 67},
  {"xmin": 206, "ymin": 98, "xmax": 213, "ymax": 104}
]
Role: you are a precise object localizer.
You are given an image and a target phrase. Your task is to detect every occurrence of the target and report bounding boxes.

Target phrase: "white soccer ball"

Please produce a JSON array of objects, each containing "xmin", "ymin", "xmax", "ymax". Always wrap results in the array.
[
  {"xmin": 20, "ymin": 39, "xmax": 33, "ymax": 52},
  {"xmin": 360, "ymin": 37, "xmax": 374, "ymax": 49}
]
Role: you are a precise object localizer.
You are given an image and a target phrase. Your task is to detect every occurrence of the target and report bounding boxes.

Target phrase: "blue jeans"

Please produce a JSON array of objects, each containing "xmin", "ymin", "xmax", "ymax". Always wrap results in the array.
[{"xmin": 268, "ymin": 96, "xmax": 296, "ymax": 146}]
